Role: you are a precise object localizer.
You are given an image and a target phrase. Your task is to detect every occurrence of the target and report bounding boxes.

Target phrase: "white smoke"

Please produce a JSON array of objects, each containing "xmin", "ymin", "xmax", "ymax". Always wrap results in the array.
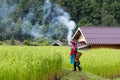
[
  {"xmin": 22, "ymin": 0, "xmax": 76, "ymax": 43},
  {"xmin": 57, "ymin": 14, "xmax": 76, "ymax": 44},
  {"xmin": 31, "ymin": 22, "xmax": 44, "ymax": 38},
  {"xmin": 22, "ymin": 20, "xmax": 32, "ymax": 35},
  {"xmin": 42, "ymin": 0, "xmax": 52, "ymax": 24},
  {"xmin": 43, "ymin": 0, "xmax": 76, "ymax": 44},
  {"xmin": 0, "ymin": 0, "xmax": 19, "ymax": 40},
  {"xmin": 26, "ymin": 9, "xmax": 35, "ymax": 22},
  {"xmin": 0, "ymin": 0, "xmax": 17, "ymax": 20},
  {"xmin": 21, "ymin": 8, "xmax": 35, "ymax": 35},
  {"xmin": 0, "ymin": 0, "xmax": 76, "ymax": 44}
]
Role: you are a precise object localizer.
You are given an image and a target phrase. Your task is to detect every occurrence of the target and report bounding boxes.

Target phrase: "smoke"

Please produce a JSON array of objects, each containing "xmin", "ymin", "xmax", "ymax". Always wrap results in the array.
[
  {"xmin": 0, "ymin": 0, "xmax": 17, "ymax": 20},
  {"xmin": 42, "ymin": 0, "xmax": 76, "ymax": 44},
  {"xmin": 42, "ymin": 0, "xmax": 52, "ymax": 24},
  {"xmin": 31, "ymin": 23, "xmax": 44, "ymax": 38},
  {"xmin": 57, "ymin": 13, "xmax": 76, "ymax": 44},
  {"xmin": 21, "ymin": 8, "xmax": 35, "ymax": 35},
  {"xmin": 0, "ymin": 0, "xmax": 18, "ymax": 38},
  {"xmin": 0, "ymin": 0, "xmax": 76, "ymax": 44}
]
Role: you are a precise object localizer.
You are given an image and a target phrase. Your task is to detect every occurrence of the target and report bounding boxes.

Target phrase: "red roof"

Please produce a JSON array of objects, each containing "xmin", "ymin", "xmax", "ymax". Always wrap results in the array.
[{"xmin": 80, "ymin": 27, "xmax": 120, "ymax": 45}]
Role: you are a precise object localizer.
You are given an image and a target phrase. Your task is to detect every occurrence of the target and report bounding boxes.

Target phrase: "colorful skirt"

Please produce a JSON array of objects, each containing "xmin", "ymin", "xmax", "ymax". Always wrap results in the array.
[{"xmin": 70, "ymin": 54, "xmax": 75, "ymax": 64}]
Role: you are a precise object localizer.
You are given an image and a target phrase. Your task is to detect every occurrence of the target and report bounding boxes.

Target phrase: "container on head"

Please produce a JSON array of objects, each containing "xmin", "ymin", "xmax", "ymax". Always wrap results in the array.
[{"xmin": 70, "ymin": 40, "xmax": 77, "ymax": 46}]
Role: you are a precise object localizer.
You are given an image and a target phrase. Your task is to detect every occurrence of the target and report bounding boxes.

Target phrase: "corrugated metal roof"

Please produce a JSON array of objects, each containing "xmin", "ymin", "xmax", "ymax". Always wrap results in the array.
[{"xmin": 80, "ymin": 27, "xmax": 120, "ymax": 44}]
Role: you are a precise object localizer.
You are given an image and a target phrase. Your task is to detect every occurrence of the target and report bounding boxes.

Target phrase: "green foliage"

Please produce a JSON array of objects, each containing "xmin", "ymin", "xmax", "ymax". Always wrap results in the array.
[
  {"xmin": 78, "ymin": 17, "xmax": 92, "ymax": 26},
  {"xmin": 0, "ymin": 41, "xmax": 2, "ymax": 45},
  {"xmin": 62, "ymin": 47, "xmax": 120, "ymax": 79},
  {"xmin": 0, "ymin": 46, "xmax": 120, "ymax": 79},
  {"xmin": 23, "ymin": 40, "xmax": 40, "ymax": 46},
  {"xmin": 0, "ymin": 0, "xmax": 120, "ymax": 44},
  {"xmin": 102, "ymin": 15, "xmax": 118, "ymax": 26},
  {"xmin": 55, "ymin": 0, "xmax": 120, "ymax": 26},
  {"xmin": 30, "ymin": 42, "xmax": 39, "ymax": 46},
  {"xmin": 0, "ymin": 46, "xmax": 62, "ymax": 80},
  {"xmin": 61, "ymin": 69, "xmax": 105, "ymax": 80},
  {"xmin": 38, "ymin": 38, "xmax": 51, "ymax": 46},
  {"xmin": 81, "ymin": 48, "xmax": 120, "ymax": 78},
  {"xmin": 9, "ymin": 35, "xmax": 15, "ymax": 45},
  {"xmin": 22, "ymin": 40, "xmax": 31, "ymax": 46}
]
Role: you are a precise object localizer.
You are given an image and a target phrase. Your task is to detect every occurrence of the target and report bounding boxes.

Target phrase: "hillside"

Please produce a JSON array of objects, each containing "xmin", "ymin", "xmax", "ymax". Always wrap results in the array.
[{"xmin": 0, "ymin": 0, "xmax": 120, "ymax": 45}]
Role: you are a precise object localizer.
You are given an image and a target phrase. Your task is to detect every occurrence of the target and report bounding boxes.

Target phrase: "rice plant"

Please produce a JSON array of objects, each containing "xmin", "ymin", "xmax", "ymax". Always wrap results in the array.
[
  {"xmin": 81, "ymin": 48, "xmax": 120, "ymax": 79},
  {"xmin": 62, "ymin": 47, "xmax": 120, "ymax": 79},
  {"xmin": 0, "ymin": 46, "xmax": 120, "ymax": 79},
  {"xmin": 0, "ymin": 46, "xmax": 62, "ymax": 80}
]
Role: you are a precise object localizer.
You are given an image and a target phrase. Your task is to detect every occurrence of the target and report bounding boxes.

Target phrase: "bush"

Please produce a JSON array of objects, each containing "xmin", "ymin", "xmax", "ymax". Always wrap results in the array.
[
  {"xmin": 23, "ymin": 40, "xmax": 39, "ymax": 46},
  {"xmin": 0, "ymin": 41, "xmax": 2, "ymax": 45},
  {"xmin": 38, "ymin": 38, "xmax": 51, "ymax": 46},
  {"xmin": 9, "ymin": 35, "xmax": 15, "ymax": 45},
  {"xmin": 22, "ymin": 40, "xmax": 31, "ymax": 46},
  {"xmin": 30, "ymin": 42, "xmax": 39, "ymax": 46}
]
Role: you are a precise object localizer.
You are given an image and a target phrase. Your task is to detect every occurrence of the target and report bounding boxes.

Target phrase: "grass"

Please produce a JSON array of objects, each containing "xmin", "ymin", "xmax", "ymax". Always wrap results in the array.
[
  {"xmin": 61, "ymin": 69, "xmax": 120, "ymax": 80},
  {"xmin": 0, "ymin": 46, "xmax": 120, "ymax": 80},
  {"xmin": 62, "ymin": 47, "xmax": 120, "ymax": 79},
  {"xmin": 61, "ymin": 69, "xmax": 105, "ymax": 80},
  {"xmin": 81, "ymin": 48, "xmax": 120, "ymax": 79},
  {"xmin": 0, "ymin": 46, "xmax": 62, "ymax": 80}
]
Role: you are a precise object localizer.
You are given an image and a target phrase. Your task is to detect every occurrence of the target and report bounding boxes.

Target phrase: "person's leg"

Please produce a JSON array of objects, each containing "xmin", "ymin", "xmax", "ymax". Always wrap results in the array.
[
  {"xmin": 78, "ymin": 65, "xmax": 82, "ymax": 71},
  {"xmin": 78, "ymin": 62, "xmax": 82, "ymax": 71},
  {"xmin": 73, "ymin": 62, "xmax": 76, "ymax": 71},
  {"xmin": 78, "ymin": 65, "xmax": 80, "ymax": 70}
]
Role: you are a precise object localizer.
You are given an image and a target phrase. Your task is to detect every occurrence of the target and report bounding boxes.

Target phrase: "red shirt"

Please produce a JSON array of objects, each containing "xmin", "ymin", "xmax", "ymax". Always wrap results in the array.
[{"xmin": 70, "ymin": 48, "xmax": 75, "ymax": 56}]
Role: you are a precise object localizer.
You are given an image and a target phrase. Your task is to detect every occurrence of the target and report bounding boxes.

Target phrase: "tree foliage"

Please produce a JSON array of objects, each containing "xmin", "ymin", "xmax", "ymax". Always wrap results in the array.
[
  {"xmin": 0, "ymin": 0, "xmax": 120, "ymax": 44},
  {"xmin": 53, "ymin": 0, "xmax": 120, "ymax": 26}
]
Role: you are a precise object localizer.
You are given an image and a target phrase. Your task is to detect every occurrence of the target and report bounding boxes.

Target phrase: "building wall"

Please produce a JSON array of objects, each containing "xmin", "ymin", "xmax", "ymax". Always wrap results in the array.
[
  {"xmin": 91, "ymin": 44, "xmax": 120, "ymax": 49},
  {"xmin": 78, "ymin": 35, "xmax": 86, "ymax": 42}
]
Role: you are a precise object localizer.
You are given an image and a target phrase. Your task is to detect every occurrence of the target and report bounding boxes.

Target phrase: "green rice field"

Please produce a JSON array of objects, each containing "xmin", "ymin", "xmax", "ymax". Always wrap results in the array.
[
  {"xmin": 62, "ymin": 47, "xmax": 120, "ymax": 79},
  {"xmin": 81, "ymin": 48, "xmax": 120, "ymax": 79},
  {"xmin": 0, "ymin": 46, "xmax": 62, "ymax": 80},
  {"xmin": 0, "ymin": 46, "xmax": 120, "ymax": 80}
]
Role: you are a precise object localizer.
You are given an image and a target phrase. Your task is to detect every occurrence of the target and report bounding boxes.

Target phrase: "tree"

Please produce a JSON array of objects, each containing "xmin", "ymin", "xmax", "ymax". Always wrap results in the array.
[
  {"xmin": 102, "ymin": 15, "xmax": 118, "ymax": 26},
  {"xmin": 10, "ymin": 35, "xmax": 15, "ymax": 45}
]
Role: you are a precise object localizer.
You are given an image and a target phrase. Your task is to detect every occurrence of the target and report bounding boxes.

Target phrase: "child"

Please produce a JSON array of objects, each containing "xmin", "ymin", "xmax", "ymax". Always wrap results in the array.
[{"xmin": 74, "ymin": 52, "xmax": 82, "ymax": 71}]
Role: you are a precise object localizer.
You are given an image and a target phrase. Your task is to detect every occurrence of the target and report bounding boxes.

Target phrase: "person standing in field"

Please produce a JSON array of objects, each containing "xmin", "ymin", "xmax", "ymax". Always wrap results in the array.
[
  {"xmin": 69, "ymin": 40, "xmax": 78, "ymax": 71},
  {"xmin": 74, "ymin": 51, "xmax": 82, "ymax": 71}
]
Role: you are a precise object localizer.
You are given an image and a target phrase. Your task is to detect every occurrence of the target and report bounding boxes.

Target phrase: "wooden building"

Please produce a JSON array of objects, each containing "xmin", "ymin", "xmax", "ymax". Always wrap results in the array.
[
  {"xmin": 72, "ymin": 27, "xmax": 120, "ymax": 49},
  {"xmin": 51, "ymin": 40, "xmax": 63, "ymax": 46}
]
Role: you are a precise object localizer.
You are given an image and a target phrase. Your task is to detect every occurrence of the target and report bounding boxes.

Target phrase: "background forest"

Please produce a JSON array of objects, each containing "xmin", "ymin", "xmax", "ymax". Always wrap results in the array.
[{"xmin": 0, "ymin": 0, "xmax": 120, "ymax": 45}]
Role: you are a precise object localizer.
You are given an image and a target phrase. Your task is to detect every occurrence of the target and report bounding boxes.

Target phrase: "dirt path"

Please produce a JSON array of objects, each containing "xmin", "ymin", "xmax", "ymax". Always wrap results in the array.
[{"xmin": 61, "ymin": 69, "xmax": 105, "ymax": 80}]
